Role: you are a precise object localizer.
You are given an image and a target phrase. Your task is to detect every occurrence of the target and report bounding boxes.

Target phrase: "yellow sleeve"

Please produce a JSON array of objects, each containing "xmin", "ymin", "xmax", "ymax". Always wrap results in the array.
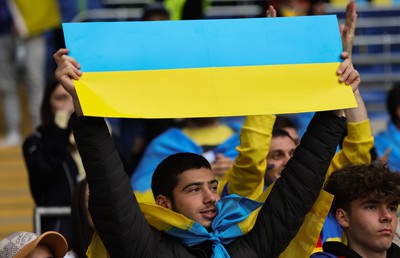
[
  {"xmin": 218, "ymin": 115, "xmax": 275, "ymax": 200},
  {"xmin": 326, "ymin": 119, "xmax": 374, "ymax": 179}
]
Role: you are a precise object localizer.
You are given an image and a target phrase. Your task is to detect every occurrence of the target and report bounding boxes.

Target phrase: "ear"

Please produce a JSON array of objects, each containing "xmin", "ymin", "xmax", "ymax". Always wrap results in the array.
[
  {"xmin": 155, "ymin": 195, "xmax": 173, "ymax": 209},
  {"xmin": 336, "ymin": 208, "xmax": 350, "ymax": 228}
]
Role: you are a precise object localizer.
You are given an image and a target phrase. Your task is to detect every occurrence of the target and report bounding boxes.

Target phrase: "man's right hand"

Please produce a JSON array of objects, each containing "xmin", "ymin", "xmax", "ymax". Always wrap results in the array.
[{"xmin": 54, "ymin": 48, "xmax": 84, "ymax": 116}]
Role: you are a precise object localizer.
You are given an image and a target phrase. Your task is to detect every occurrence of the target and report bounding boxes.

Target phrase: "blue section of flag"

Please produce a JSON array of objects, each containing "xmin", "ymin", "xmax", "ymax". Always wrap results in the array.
[{"xmin": 63, "ymin": 15, "xmax": 342, "ymax": 72}]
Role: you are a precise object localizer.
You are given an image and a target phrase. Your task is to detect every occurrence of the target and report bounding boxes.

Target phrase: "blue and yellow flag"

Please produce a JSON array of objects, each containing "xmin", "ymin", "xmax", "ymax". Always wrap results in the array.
[{"xmin": 63, "ymin": 15, "xmax": 356, "ymax": 119}]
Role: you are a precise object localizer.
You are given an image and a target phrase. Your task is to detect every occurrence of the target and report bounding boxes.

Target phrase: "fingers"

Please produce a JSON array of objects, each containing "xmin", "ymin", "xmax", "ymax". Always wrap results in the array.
[
  {"xmin": 212, "ymin": 154, "xmax": 234, "ymax": 176},
  {"xmin": 337, "ymin": 52, "xmax": 360, "ymax": 92},
  {"xmin": 266, "ymin": 5, "xmax": 277, "ymax": 18},
  {"xmin": 341, "ymin": 0, "xmax": 357, "ymax": 54},
  {"xmin": 53, "ymin": 48, "xmax": 82, "ymax": 73},
  {"xmin": 53, "ymin": 48, "xmax": 69, "ymax": 64}
]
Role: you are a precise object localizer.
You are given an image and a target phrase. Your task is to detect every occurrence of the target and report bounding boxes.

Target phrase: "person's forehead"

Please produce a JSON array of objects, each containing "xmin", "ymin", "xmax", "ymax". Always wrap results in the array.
[
  {"xmin": 283, "ymin": 127, "xmax": 299, "ymax": 137},
  {"xmin": 177, "ymin": 168, "xmax": 215, "ymax": 183},
  {"xmin": 270, "ymin": 136, "xmax": 297, "ymax": 150}
]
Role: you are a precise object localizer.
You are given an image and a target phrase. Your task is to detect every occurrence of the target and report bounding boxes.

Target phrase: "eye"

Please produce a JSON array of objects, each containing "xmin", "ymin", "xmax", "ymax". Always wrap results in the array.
[
  {"xmin": 388, "ymin": 206, "xmax": 398, "ymax": 213},
  {"xmin": 188, "ymin": 187, "xmax": 200, "ymax": 193},
  {"xmin": 210, "ymin": 185, "xmax": 218, "ymax": 192},
  {"xmin": 365, "ymin": 205, "xmax": 377, "ymax": 210},
  {"xmin": 270, "ymin": 152, "xmax": 283, "ymax": 160}
]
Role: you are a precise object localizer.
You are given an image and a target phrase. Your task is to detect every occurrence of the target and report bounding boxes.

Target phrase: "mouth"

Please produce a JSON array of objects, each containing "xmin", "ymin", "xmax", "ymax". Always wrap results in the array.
[
  {"xmin": 378, "ymin": 228, "xmax": 393, "ymax": 235},
  {"xmin": 200, "ymin": 209, "xmax": 217, "ymax": 220}
]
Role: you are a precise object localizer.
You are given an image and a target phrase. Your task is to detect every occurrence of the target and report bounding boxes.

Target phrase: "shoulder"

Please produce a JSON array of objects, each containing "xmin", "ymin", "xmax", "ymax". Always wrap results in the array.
[
  {"xmin": 321, "ymin": 241, "xmax": 362, "ymax": 258},
  {"xmin": 388, "ymin": 242, "xmax": 400, "ymax": 258}
]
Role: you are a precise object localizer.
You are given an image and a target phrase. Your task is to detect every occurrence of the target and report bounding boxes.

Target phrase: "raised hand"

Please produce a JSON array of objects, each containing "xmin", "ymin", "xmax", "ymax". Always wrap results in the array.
[
  {"xmin": 54, "ymin": 48, "xmax": 83, "ymax": 116},
  {"xmin": 337, "ymin": 51, "xmax": 360, "ymax": 93},
  {"xmin": 340, "ymin": 0, "xmax": 357, "ymax": 56},
  {"xmin": 266, "ymin": 5, "xmax": 277, "ymax": 18}
]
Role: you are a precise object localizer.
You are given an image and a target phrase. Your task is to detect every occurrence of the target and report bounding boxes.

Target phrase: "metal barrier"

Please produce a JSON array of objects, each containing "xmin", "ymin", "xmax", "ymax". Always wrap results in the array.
[{"xmin": 33, "ymin": 207, "xmax": 71, "ymax": 235}]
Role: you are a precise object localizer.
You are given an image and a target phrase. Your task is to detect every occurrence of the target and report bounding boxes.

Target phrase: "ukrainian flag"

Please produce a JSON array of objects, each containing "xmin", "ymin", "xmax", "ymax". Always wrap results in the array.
[{"xmin": 63, "ymin": 15, "xmax": 356, "ymax": 119}]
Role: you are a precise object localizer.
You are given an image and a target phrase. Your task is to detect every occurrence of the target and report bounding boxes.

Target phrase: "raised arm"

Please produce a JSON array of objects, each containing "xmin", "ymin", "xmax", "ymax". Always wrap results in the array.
[
  {"xmin": 328, "ymin": 89, "xmax": 373, "ymax": 178},
  {"xmin": 229, "ymin": 53, "xmax": 360, "ymax": 257},
  {"xmin": 218, "ymin": 115, "xmax": 276, "ymax": 200},
  {"xmin": 340, "ymin": 0, "xmax": 357, "ymax": 57},
  {"xmin": 54, "ymin": 49, "xmax": 164, "ymax": 257},
  {"xmin": 327, "ymin": 0, "xmax": 373, "ymax": 176}
]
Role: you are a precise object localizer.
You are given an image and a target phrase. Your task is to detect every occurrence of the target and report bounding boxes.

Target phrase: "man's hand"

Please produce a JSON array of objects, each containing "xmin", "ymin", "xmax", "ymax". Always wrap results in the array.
[{"xmin": 54, "ymin": 48, "xmax": 83, "ymax": 116}]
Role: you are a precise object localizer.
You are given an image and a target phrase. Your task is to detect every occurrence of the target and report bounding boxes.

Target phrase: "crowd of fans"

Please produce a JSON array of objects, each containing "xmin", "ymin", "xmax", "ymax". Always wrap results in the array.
[{"xmin": 1, "ymin": 0, "xmax": 400, "ymax": 258}]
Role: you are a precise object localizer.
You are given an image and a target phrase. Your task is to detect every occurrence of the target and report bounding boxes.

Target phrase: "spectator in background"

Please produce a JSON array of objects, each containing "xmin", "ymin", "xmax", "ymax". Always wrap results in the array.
[
  {"xmin": 267, "ymin": 0, "xmax": 309, "ymax": 17},
  {"xmin": 374, "ymin": 82, "xmax": 400, "ymax": 172},
  {"xmin": 130, "ymin": 117, "xmax": 240, "ymax": 203},
  {"xmin": 22, "ymin": 80, "xmax": 132, "ymax": 246},
  {"xmin": 160, "ymin": 0, "xmax": 207, "ymax": 20},
  {"xmin": 141, "ymin": 2, "xmax": 170, "ymax": 21},
  {"xmin": 0, "ymin": 0, "xmax": 59, "ymax": 147},
  {"xmin": 22, "ymin": 80, "xmax": 79, "ymax": 246},
  {"xmin": 264, "ymin": 127, "xmax": 298, "ymax": 187},
  {"xmin": 307, "ymin": 0, "xmax": 328, "ymax": 15},
  {"xmin": 0, "ymin": 231, "xmax": 68, "ymax": 258},
  {"xmin": 311, "ymin": 163, "xmax": 400, "ymax": 258},
  {"xmin": 273, "ymin": 115, "xmax": 299, "ymax": 144}
]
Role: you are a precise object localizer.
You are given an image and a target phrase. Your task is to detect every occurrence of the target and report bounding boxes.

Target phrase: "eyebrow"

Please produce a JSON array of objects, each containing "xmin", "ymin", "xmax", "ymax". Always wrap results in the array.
[
  {"xmin": 360, "ymin": 199, "xmax": 380, "ymax": 205},
  {"xmin": 182, "ymin": 179, "xmax": 218, "ymax": 192}
]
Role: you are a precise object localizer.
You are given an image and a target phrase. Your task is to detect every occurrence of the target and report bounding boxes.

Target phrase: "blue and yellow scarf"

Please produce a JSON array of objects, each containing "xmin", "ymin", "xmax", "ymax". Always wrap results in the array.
[{"xmin": 87, "ymin": 186, "xmax": 333, "ymax": 258}]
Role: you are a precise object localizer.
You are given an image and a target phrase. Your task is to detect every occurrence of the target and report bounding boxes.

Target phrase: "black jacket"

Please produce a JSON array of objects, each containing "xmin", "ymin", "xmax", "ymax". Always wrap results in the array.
[
  {"xmin": 71, "ymin": 111, "xmax": 346, "ymax": 258},
  {"xmin": 23, "ymin": 123, "xmax": 79, "ymax": 246},
  {"xmin": 317, "ymin": 241, "xmax": 400, "ymax": 258},
  {"xmin": 23, "ymin": 123, "xmax": 78, "ymax": 207}
]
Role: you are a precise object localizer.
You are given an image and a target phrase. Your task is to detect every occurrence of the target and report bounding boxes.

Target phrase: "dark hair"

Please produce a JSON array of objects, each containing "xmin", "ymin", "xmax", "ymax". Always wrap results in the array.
[
  {"xmin": 141, "ymin": 3, "xmax": 170, "ymax": 21},
  {"xmin": 271, "ymin": 128, "xmax": 297, "ymax": 145},
  {"xmin": 151, "ymin": 152, "xmax": 211, "ymax": 200},
  {"xmin": 324, "ymin": 162, "xmax": 400, "ymax": 215},
  {"xmin": 273, "ymin": 115, "xmax": 297, "ymax": 131},
  {"xmin": 40, "ymin": 79, "xmax": 60, "ymax": 127},
  {"xmin": 387, "ymin": 82, "xmax": 400, "ymax": 125},
  {"xmin": 70, "ymin": 179, "xmax": 93, "ymax": 258}
]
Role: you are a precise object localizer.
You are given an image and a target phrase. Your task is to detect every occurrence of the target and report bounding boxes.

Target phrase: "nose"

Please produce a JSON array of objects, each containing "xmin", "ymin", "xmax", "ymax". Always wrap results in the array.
[
  {"xmin": 203, "ymin": 188, "xmax": 217, "ymax": 205},
  {"xmin": 282, "ymin": 154, "xmax": 291, "ymax": 167},
  {"xmin": 380, "ymin": 207, "xmax": 393, "ymax": 223}
]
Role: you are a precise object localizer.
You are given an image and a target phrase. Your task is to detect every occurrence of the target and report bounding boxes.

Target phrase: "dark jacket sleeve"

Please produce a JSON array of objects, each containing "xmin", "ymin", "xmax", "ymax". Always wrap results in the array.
[
  {"xmin": 70, "ymin": 116, "xmax": 162, "ymax": 257},
  {"xmin": 233, "ymin": 111, "xmax": 346, "ymax": 257}
]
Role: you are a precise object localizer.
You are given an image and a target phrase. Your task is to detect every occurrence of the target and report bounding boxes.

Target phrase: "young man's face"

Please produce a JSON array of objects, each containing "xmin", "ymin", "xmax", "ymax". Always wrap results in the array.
[
  {"xmin": 265, "ymin": 136, "xmax": 297, "ymax": 185},
  {"xmin": 340, "ymin": 197, "xmax": 398, "ymax": 256},
  {"xmin": 171, "ymin": 168, "xmax": 220, "ymax": 229}
]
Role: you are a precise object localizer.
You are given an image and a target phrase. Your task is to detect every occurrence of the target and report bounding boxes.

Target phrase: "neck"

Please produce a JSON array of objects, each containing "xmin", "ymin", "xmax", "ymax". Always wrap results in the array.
[{"xmin": 349, "ymin": 242, "xmax": 388, "ymax": 258}]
